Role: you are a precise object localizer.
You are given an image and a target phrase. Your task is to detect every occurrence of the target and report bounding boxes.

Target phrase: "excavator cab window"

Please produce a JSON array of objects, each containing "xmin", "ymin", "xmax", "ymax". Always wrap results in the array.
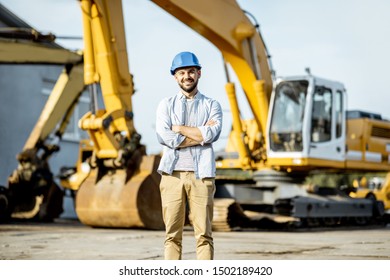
[
  {"xmin": 335, "ymin": 90, "xmax": 343, "ymax": 138},
  {"xmin": 269, "ymin": 80, "xmax": 308, "ymax": 152},
  {"xmin": 310, "ymin": 86, "xmax": 332, "ymax": 143}
]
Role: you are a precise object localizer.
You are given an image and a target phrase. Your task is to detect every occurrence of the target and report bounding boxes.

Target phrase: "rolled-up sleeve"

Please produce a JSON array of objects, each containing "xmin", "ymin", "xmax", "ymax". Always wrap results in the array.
[
  {"xmin": 198, "ymin": 100, "xmax": 223, "ymax": 144},
  {"xmin": 156, "ymin": 99, "xmax": 185, "ymax": 149}
]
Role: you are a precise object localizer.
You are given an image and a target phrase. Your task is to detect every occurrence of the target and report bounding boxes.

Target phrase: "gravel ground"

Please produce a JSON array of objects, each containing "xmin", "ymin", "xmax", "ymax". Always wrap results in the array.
[{"xmin": 1, "ymin": 219, "xmax": 389, "ymax": 260}]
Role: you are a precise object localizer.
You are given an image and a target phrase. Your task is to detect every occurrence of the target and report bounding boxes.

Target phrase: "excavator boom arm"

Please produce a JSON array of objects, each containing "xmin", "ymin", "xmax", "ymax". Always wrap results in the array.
[
  {"xmin": 79, "ymin": 0, "xmax": 136, "ymax": 159},
  {"xmin": 152, "ymin": 0, "xmax": 273, "ymax": 167}
]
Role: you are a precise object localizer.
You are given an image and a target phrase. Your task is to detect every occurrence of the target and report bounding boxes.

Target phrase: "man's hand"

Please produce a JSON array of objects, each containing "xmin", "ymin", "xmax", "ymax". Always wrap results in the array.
[
  {"xmin": 171, "ymin": 125, "xmax": 181, "ymax": 133},
  {"xmin": 206, "ymin": 119, "xmax": 216, "ymax": 126}
]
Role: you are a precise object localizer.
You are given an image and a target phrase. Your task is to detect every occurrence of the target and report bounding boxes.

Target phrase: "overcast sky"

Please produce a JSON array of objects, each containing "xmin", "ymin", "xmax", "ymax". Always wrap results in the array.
[{"xmin": 1, "ymin": 0, "xmax": 390, "ymax": 154}]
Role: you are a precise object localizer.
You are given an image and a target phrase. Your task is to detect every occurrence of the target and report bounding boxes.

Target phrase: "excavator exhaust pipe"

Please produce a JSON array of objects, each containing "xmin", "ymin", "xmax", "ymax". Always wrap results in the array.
[{"xmin": 75, "ymin": 155, "xmax": 164, "ymax": 230}]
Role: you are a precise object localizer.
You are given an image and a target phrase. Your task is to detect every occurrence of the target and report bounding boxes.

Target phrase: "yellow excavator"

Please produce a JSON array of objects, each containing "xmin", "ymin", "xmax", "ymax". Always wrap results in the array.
[
  {"xmin": 58, "ymin": 0, "xmax": 164, "ymax": 229},
  {"xmin": 152, "ymin": 0, "xmax": 390, "ymax": 229},
  {"xmin": 1, "ymin": 0, "xmax": 163, "ymax": 229},
  {"xmin": 2, "ymin": 0, "xmax": 389, "ymax": 230}
]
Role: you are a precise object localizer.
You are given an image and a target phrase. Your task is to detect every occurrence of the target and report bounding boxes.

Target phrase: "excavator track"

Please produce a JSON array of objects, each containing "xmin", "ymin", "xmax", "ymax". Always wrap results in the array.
[
  {"xmin": 212, "ymin": 198, "xmax": 298, "ymax": 231},
  {"xmin": 212, "ymin": 199, "xmax": 243, "ymax": 231}
]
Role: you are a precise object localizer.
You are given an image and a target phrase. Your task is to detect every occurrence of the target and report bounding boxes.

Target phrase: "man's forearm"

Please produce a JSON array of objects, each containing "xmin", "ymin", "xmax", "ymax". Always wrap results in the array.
[
  {"xmin": 172, "ymin": 125, "xmax": 204, "ymax": 143},
  {"xmin": 178, "ymin": 137, "xmax": 201, "ymax": 148}
]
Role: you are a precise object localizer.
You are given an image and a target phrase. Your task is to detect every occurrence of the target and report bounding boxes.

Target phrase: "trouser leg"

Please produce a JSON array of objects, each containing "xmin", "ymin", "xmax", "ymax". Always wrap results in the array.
[
  {"xmin": 159, "ymin": 173, "xmax": 186, "ymax": 260},
  {"xmin": 187, "ymin": 174, "xmax": 216, "ymax": 260}
]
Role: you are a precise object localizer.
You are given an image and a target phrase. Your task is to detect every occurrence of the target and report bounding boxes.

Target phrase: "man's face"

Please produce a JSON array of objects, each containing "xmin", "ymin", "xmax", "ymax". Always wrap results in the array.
[{"xmin": 174, "ymin": 67, "xmax": 201, "ymax": 93}]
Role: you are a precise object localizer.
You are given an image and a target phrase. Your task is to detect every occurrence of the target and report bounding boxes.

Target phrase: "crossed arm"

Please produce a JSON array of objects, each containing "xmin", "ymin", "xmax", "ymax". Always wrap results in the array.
[
  {"xmin": 172, "ymin": 119, "xmax": 216, "ymax": 148},
  {"xmin": 156, "ymin": 98, "xmax": 222, "ymax": 149}
]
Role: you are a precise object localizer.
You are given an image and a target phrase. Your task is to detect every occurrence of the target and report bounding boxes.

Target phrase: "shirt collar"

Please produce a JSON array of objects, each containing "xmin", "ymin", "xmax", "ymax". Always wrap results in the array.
[{"xmin": 177, "ymin": 91, "xmax": 202, "ymax": 101}]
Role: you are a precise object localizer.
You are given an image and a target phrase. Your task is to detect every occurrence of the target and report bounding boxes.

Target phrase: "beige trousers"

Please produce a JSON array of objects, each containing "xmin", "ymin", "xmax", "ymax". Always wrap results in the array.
[{"xmin": 159, "ymin": 171, "xmax": 215, "ymax": 260}]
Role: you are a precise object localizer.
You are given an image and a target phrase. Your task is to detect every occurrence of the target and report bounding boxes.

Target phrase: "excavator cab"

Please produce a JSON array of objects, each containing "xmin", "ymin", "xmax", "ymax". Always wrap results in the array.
[
  {"xmin": 267, "ymin": 75, "xmax": 347, "ymax": 171},
  {"xmin": 267, "ymin": 75, "xmax": 390, "ymax": 176}
]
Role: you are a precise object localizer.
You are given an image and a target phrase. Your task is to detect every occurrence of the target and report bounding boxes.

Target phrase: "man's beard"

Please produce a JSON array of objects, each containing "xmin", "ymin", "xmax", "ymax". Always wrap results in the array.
[{"xmin": 179, "ymin": 79, "xmax": 198, "ymax": 93}]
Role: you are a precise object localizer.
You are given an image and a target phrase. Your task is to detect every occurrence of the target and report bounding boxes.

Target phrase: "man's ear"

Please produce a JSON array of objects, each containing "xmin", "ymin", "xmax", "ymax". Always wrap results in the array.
[{"xmin": 197, "ymin": 69, "xmax": 201, "ymax": 78}]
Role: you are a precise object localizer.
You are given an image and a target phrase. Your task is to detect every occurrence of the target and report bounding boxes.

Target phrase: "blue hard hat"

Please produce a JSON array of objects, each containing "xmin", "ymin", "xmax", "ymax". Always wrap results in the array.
[{"xmin": 170, "ymin": 52, "xmax": 201, "ymax": 75}]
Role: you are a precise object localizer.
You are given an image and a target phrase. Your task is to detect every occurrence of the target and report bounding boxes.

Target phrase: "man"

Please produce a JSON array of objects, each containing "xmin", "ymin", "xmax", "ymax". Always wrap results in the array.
[{"xmin": 155, "ymin": 51, "xmax": 222, "ymax": 260}]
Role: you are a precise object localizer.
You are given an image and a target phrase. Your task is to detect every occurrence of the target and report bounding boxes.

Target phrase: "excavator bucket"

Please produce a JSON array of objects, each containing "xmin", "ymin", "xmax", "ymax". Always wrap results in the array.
[{"xmin": 75, "ymin": 155, "xmax": 164, "ymax": 230}]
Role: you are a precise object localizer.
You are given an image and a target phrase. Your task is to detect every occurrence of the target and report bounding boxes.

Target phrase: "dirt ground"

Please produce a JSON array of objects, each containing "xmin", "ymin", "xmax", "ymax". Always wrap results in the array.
[{"xmin": 0, "ymin": 218, "xmax": 389, "ymax": 260}]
